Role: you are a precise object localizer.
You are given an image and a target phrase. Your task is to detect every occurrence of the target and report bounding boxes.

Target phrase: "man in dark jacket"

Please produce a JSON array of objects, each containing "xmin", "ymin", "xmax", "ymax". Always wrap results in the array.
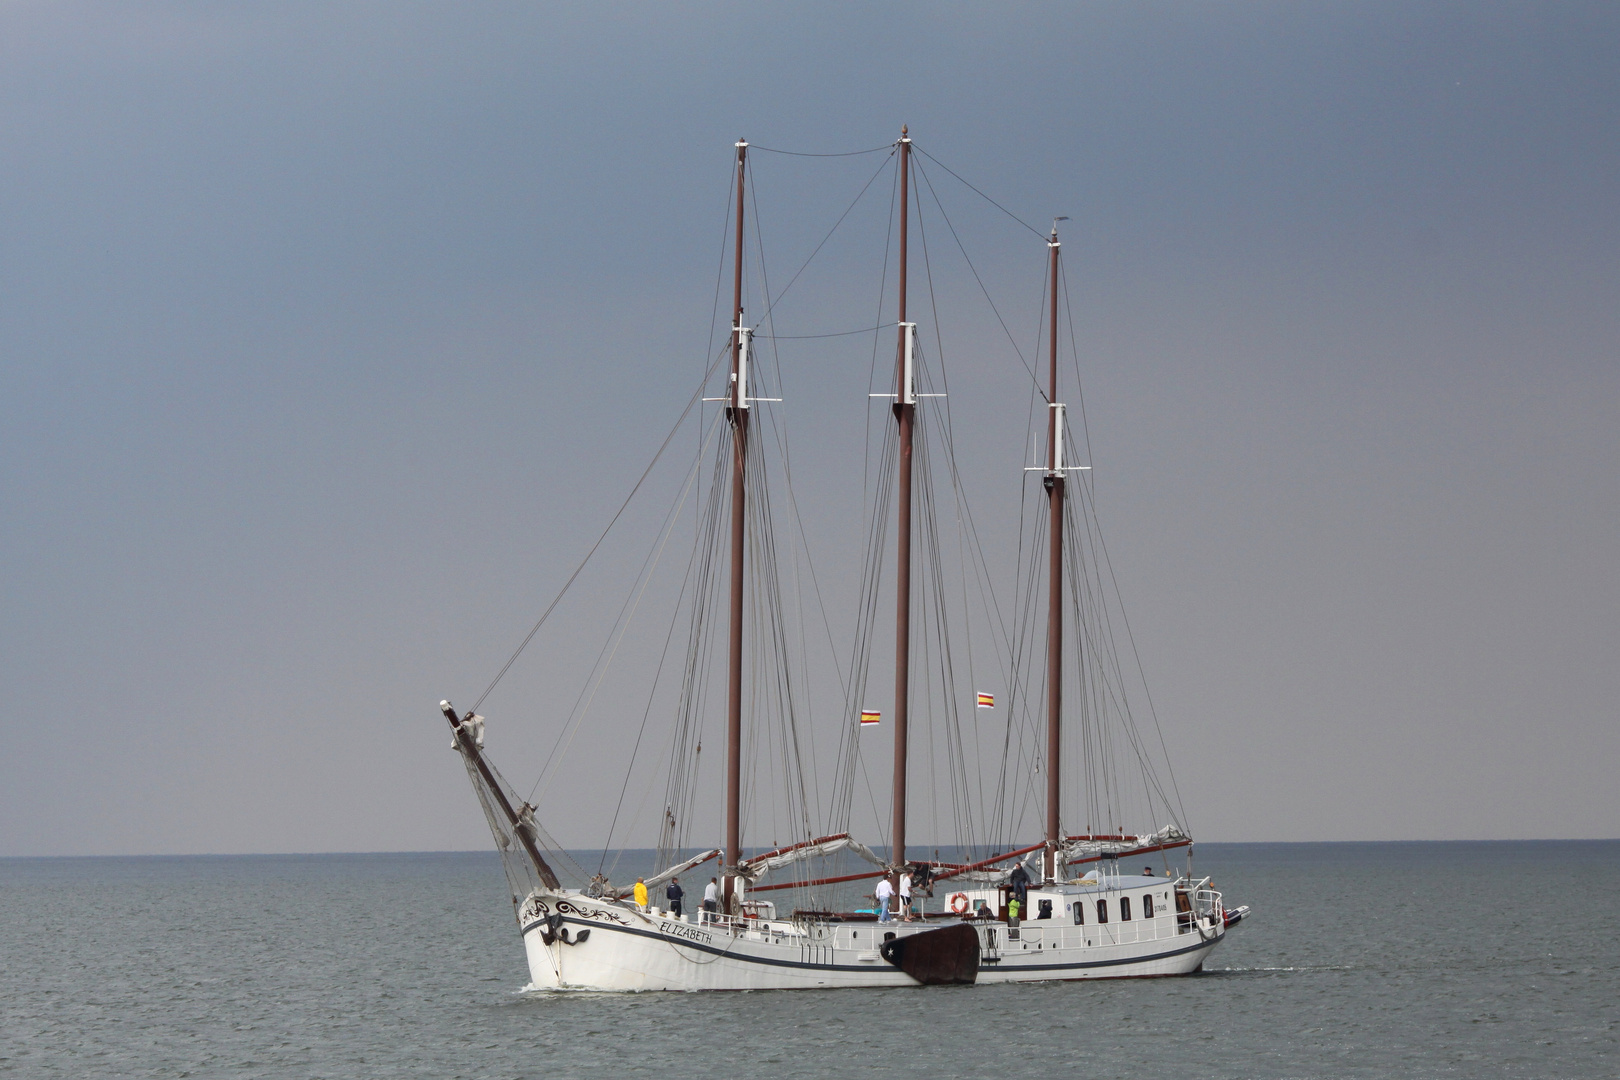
[
  {"xmin": 1008, "ymin": 863, "xmax": 1031, "ymax": 907},
  {"xmin": 666, "ymin": 877, "xmax": 685, "ymax": 918}
]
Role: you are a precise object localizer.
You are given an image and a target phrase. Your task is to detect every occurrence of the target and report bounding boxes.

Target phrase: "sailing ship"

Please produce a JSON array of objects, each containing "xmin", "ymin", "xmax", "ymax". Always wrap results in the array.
[{"xmin": 439, "ymin": 131, "xmax": 1245, "ymax": 991}]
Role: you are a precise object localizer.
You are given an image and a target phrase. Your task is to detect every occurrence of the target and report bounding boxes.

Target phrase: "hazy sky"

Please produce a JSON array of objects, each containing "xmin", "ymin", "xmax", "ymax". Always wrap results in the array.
[{"xmin": 2, "ymin": 2, "xmax": 1616, "ymax": 856}]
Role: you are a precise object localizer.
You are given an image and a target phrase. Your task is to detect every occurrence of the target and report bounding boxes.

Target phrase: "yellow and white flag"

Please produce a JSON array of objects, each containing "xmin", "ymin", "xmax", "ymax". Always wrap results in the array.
[
  {"xmin": 976, "ymin": 692, "xmax": 995, "ymax": 709},
  {"xmin": 859, "ymin": 709, "xmax": 881, "ymax": 727}
]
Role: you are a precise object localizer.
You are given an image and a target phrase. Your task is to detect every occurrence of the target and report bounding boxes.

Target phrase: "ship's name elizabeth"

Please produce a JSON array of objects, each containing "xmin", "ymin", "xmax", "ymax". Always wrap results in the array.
[{"xmin": 660, "ymin": 922, "xmax": 714, "ymax": 945}]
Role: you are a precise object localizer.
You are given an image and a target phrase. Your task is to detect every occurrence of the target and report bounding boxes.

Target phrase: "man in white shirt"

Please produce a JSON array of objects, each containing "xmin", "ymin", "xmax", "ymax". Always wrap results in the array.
[
  {"xmin": 899, "ymin": 869, "xmax": 914, "ymax": 921},
  {"xmin": 874, "ymin": 875, "xmax": 895, "ymax": 923},
  {"xmin": 703, "ymin": 877, "xmax": 720, "ymax": 923}
]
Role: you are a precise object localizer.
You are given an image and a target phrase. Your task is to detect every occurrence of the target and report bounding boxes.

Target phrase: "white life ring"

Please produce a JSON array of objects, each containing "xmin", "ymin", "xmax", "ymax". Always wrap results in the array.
[{"xmin": 948, "ymin": 892, "xmax": 970, "ymax": 915}]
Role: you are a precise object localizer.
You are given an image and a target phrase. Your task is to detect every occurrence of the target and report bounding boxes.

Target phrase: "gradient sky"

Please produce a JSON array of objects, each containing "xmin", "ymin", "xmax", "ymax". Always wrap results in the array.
[{"xmin": 2, "ymin": 2, "xmax": 1616, "ymax": 856}]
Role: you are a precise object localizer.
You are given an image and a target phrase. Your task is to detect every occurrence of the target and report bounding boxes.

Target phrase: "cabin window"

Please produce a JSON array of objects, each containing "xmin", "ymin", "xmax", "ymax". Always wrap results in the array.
[
  {"xmin": 1072, "ymin": 902, "xmax": 1084, "ymax": 925},
  {"xmin": 1120, "ymin": 896, "xmax": 1132, "ymax": 921},
  {"xmin": 1096, "ymin": 899, "xmax": 1108, "ymax": 923},
  {"xmin": 1142, "ymin": 893, "xmax": 1154, "ymax": 918},
  {"xmin": 1038, "ymin": 899, "xmax": 1053, "ymax": 920}
]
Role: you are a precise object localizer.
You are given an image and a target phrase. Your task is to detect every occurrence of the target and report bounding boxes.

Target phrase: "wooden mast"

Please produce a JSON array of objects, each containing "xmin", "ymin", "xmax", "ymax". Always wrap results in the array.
[
  {"xmin": 890, "ymin": 126, "xmax": 914, "ymax": 871},
  {"xmin": 724, "ymin": 139, "xmax": 750, "ymax": 910},
  {"xmin": 1043, "ymin": 224, "xmax": 1064, "ymax": 881}
]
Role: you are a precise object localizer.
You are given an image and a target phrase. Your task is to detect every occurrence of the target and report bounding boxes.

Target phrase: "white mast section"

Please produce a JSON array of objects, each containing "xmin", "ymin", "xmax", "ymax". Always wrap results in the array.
[
  {"xmin": 1026, "ymin": 401, "xmax": 1091, "ymax": 476},
  {"xmin": 735, "ymin": 325, "xmax": 752, "ymax": 410},
  {"xmin": 900, "ymin": 321, "xmax": 917, "ymax": 405}
]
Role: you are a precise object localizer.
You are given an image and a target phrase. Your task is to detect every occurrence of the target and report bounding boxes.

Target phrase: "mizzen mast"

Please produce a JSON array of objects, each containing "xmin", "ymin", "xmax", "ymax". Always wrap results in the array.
[
  {"xmin": 890, "ymin": 126, "xmax": 915, "ymax": 871},
  {"xmin": 1042, "ymin": 222, "xmax": 1066, "ymax": 882},
  {"xmin": 723, "ymin": 138, "xmax": 750, "ymax": 911}
]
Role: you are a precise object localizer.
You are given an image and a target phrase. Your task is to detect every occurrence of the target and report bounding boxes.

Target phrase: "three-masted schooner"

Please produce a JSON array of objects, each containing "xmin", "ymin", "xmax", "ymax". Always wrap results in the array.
[{"xmin": 439, "ymin": 131, "xmax": 1242, "ymax": 991}]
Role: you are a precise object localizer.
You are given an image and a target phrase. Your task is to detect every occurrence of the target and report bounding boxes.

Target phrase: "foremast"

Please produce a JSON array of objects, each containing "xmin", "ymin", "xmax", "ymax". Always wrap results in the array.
[{"xmin": 723, "ymin": 138, "xmax": 751, "ymax": 911}]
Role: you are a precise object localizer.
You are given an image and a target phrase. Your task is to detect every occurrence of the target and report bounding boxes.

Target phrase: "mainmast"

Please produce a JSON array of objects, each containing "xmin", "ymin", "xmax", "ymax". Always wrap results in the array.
[
  {"xmin": 1043, "ymin": 223, "xmax": 1065, "ymax": 882},
  {"xmin": 891, "ymin": 127, "xmax": 915, "ymax": 870},
  {"xmin": 723, "ymin": 139, "xmax": 750, "ymax": 910}
]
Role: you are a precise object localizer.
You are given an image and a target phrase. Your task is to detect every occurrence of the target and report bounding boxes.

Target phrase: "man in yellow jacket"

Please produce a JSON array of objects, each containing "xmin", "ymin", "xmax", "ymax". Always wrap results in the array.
[{"xmin": 633, "ymin": 878, "xmax": 649, "ymax": 910}]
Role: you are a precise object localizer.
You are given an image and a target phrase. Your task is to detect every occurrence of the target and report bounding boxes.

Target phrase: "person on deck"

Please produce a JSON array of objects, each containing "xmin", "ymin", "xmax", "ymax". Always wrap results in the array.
[
  {"xmin": 1008, "ymin": 862, "xmax": 1031, "ymax": 907},
  {"xmin": 633, "ymin": 878, "xmax": 648, "ymax": 910},
  {"xmin": 1143, "ymin": 866, "xmax": 1154, "ymax": 877},
  {"xmin": 899, "ymin": 869, "xmax": 915, "ymax": 921},
  {"xmin": 703, "ymin": 877, "xmax": 720, "ymax": 922},
  {"xmin": 874, "ymin": 875, "xmax": 895, "ymax": 923},
  {"xmin": 666, "ymin": 877, "xmax": 684, "ymax": 918}
]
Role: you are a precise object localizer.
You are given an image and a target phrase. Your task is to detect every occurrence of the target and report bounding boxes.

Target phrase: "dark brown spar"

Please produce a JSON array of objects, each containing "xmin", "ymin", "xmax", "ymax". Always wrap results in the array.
[{"xmin": 723, "ymin": 138, "xmax": 749, "ymax": 912}]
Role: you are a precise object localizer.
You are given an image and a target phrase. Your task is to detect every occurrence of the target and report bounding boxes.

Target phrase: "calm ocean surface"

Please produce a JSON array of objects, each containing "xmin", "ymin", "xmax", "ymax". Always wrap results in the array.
[{"xmin": 3, "ymin": 841, "xmax": 1615, "ymax": 1079}]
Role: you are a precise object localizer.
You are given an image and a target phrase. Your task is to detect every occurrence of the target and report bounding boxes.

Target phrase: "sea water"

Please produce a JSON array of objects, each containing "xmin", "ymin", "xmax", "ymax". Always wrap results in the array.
[{"xmin": 2, "ymin": 841, "xmax": 1615, "ymax": 1078}]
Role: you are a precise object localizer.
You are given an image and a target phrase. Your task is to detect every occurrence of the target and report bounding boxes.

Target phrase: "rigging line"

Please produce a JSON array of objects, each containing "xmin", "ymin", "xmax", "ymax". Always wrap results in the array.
[
  {"xmin": 665, "ymin": 448, "xmax": 732, "ymax": 860},
  {"xmin": 752, "ymin": 148, "xmax": 896, "ymax": 332},
  {"xmin": 911, "ymin": 156, "xmax": 1044, "ymax": 400},
  {"xmin": 751, "ymin": 142, "xmax": 896, "ymax": 157},
  {"xmin": 747, "ymin": 170, "xmax": 826, "ymax": 836},
  {"xmin": 1078, "ymin": 445, "xmax": 1190, "ymax": 831},
  {"xmin": 983, "ymin": 368, "xmax": 1050, "ymax": 848},
  {"xmin": 911, "ymin": 182, "xmax": 1018, "ymax": 704},
  {"xmin": 917, "ymin": 413, "xmax": 977, "ymax": 850},
  {"xmin": 759, "ymin": 323, "xmax": 896, "ymax": 340},
  {"xmin": 909, "ymin": 232, "xmax": 982, "ymax": 851},
  {"xmin": 836, "ymin": 427, "xmax": 896, "ymax": 836},
  {"xmin": 699, "ymin": 155, "xmax": 740, "ymax": 528},
  {"xmin": 864, "ymin": 152, "xmax": 901, "ymax": 490},
  {"xmin": 472, "ymin": 345, "xmax": 731, "ymax": 714},
  {"xmin": 537, "ymin": 409, "xmax": 729, "ymax": 810},
  {"xmin": 745, "ymin": 441, "xmax": 815, "ymax": 847},
  {"xmin": 760, "ymin": 406, "xmax": 846, "ymax": 826},
  {"xmin": 1058, "ymin": 251, "xmax": 1096, "ymax": 469},
  {"xmin": 705, "ymin": 156, "xmax": 737, "ymax": 434},
  {"xmin": 1052, "ymin": 244, "xmax": 1188, "ymax": 830},
  {"xmin": 756, "ymin": 402, "xmax": 849, "ymax": 829},
  {"xmin": 913, "ymin": 205, "xmax": 967, "ymax": 848},
  {"xmin": 597, "ymin": 417, "xmax": 730, "ymax": 869},
  {"xmin": 912, "ymin": 144, "xmax": 1047, "ymax": 240},
  {"xmin": 1003, "ymin": 454, "xmax": 1050, "ymax": 847}
]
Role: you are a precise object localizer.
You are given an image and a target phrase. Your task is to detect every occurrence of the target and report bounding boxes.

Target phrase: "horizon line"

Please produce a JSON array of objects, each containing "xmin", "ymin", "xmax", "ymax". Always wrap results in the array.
[{"xmin": 4, "ymin": 837, "xmax": 1618, "ymax": 860}]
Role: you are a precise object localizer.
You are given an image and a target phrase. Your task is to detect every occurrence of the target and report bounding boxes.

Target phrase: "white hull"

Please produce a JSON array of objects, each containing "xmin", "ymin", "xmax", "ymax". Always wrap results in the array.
[{"xmin": 518, "ymin": 891, "xmax": 1225, "ymax": 992}]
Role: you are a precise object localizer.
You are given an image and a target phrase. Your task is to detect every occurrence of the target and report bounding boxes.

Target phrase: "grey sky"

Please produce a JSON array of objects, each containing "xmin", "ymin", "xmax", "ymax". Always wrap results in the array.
[{"xmin": 2, "ymin": 2, "xmax": 1616, "ymax": 856}]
